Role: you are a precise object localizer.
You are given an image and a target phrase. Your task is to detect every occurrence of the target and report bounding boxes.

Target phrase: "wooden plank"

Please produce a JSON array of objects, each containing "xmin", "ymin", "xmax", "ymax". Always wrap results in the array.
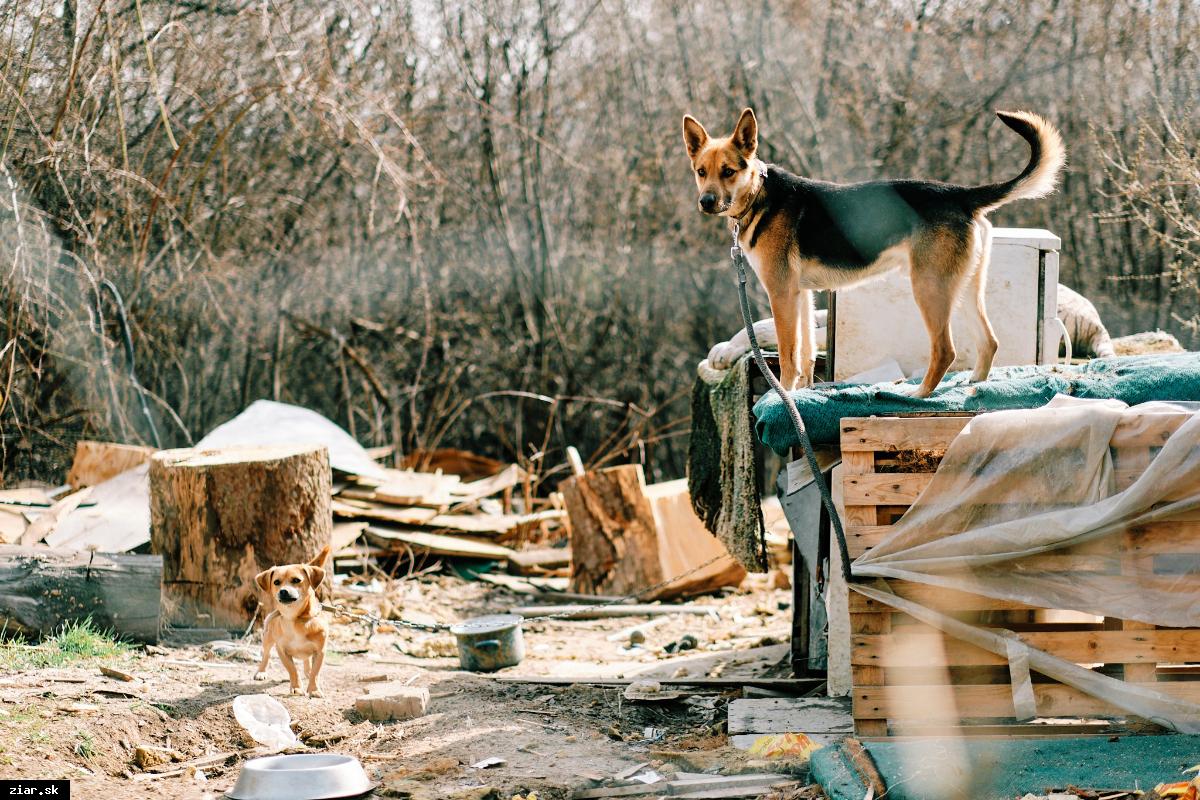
[
  {"xmin": 365, "ymin": 526, "xmax": 515, "ymax": 560},
  {"xmin": 843, "ymin": 473, "xmax": 932, "ymax": 506},
  {"xmin": 840, "ymin": 417, "xmax": 970, "ymax": 453},
  {"xmin": 366, "ymin": 469, "xmax": 461, "ymax": 507},
  {"xmin": 331, "ymin": 521, "xmax": 368, "ymax": 551},
  {"xmin": 449, "ymin": 464, "xmax": 525, "ymax": 507},
  {"xmin": 849, "ymin": 582, "xmax": 1038, "ymax": 613},
  {"xmin": 19, "ymin": 488, "xmax": 93, "ymax": 546},
  {"xmin": 847, "ymin": 525, "xmax": 897, "ymax": 558},
  {"xmin": 507, "ymin": 547, "xmax": 571, "ymax": 574},
  {"xmin": 46, "ymin": 463, "xmax": 150, "ymax": 552},
  {"xmin": 335, "ymin": 498, "xmax": 562, "ymax": 535},
  {"xmin": 852, "ymin": 629, "xmax": 1200, "ymax": 667},
  {"xmin": 511, "ymin": 603, "xmax": 717, "ymax": 620},
  {"xmin": 727, "ymin": 697, "xmax": 853, "ymax": 735},
  {"xmin": 840, "ymin": 411, "xmax": 1188, "ymax": 453},
  {"xmin": 854, "ymin": 680, "xmax": 1200, "ymax": 721},
  {"xmin": 66, "ymin": 441, "xmax": 156, "ymax": 490}
]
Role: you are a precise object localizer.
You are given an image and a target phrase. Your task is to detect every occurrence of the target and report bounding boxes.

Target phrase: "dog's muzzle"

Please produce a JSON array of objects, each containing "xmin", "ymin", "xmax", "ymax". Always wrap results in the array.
[
  {"xmin": 277, "ymin": 587, "xmax": 299, "ymax": 604},
  {"xmin": 699, "ymin": 192, "xmax": 719, "ymax": 213}
]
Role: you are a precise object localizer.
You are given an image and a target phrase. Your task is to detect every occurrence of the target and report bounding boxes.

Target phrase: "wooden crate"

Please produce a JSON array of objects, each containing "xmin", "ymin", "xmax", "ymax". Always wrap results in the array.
[{"xmin": 840, "ymin": 411, "xmax": 1200, "ymax": 737}]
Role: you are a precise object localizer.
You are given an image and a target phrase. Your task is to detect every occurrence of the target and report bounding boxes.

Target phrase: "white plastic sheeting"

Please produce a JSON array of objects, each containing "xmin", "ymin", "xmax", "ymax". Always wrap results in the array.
[{"xmin": 850, "ymin": 396, "xmax": 1200, "ymax": 732}]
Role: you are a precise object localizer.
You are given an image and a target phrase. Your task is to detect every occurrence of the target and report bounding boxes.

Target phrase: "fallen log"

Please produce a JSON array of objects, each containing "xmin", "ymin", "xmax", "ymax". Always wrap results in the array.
[{"xmin": 0, "ymin": 545, "xmax": 161, "ymax": 642}]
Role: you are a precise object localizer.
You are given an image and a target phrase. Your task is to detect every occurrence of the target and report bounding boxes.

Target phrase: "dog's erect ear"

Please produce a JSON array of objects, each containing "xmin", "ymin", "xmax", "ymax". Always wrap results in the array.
[
  {"xmin": 308, "ymin": 545, "xmax": 331, "ymax": 569},
  {"xmin": 732, "ymin": 108, "xmax": 757, "ymax": 158},
  {"xmin": 682, "ymin": 115, "xmax": 708, "ymax": 160},
  {"xmin": 255, "ymin": 568, "xmax": 273, "ymax": 594},
  {"xmin": 305, "ymin": 565, "xmax": 326, "ymax": 590}
]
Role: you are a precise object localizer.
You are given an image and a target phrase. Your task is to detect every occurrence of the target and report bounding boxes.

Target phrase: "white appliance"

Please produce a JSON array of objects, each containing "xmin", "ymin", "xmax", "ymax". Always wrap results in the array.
[{"xmin": 828, "ymin": 227, "xmax": 1061, "ymax": 381}]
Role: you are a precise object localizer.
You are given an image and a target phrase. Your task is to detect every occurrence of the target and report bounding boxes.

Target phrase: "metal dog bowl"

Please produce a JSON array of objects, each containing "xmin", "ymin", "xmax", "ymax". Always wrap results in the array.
[
  {"xmin": 450, "ymin": 613, "xmax": 524, "ymax": 671},
  {"xmin": 227, "ymin": 753, "xmax": 374, "ymax": 800}
]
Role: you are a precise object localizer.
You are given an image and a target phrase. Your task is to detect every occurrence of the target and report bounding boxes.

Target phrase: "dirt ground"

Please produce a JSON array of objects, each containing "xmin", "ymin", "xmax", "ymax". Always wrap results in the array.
[{"xmin": 0, "ymin": 570, "xmax": 810, "ymax": 799}]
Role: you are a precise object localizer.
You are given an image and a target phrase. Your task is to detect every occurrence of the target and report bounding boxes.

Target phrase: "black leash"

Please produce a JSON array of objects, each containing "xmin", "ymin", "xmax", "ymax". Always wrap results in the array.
[{"xmin": 730, "ymin": 223, "xmax": 854, "ymax": 583}]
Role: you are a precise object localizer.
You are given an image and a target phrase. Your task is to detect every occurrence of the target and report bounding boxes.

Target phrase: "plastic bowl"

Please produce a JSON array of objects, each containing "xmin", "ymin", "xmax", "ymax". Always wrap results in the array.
[{"xmin": 227, "ymin": 753, "xmax": 374, "ymax": 800}]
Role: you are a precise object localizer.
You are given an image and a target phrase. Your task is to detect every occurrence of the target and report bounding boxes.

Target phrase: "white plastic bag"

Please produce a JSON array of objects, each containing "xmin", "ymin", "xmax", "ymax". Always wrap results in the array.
[{"xmin": 232, "ymin": 694, "xmax": 300, "ymax": 750}]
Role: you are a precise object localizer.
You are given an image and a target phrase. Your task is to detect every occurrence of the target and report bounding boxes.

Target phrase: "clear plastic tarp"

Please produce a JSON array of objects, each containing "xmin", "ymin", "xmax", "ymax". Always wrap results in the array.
[{"xmin": 850, "ymin": 396, "xmax": 1200, "ymax": 732}]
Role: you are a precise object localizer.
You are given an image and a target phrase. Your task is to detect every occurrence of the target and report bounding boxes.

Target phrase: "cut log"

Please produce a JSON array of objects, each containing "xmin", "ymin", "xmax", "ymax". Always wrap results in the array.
[
  {"xmin": 561, "ymin": 467, "xmax": 745, "ymax": 600},
  {"xmin": 150, "ymin": 444, "xmax": 332, "ymax": 631},
  {"xmin": 0, "ymin": 545, "xmax": 161, "ymax": 642},
  {"xmin": 561, "ymin": 465, "xmax": 664, "ymax": 597},
  {"xmin": 66, "ymin": 441, "xmax": 156, "ymax": 490}
]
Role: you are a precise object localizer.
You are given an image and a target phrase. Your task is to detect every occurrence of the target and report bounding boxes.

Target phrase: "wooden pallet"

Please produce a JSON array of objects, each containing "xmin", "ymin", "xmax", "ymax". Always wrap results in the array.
[{"xmin": 840, "ymin": 411, "xmax": 1199, "ymax": 737}]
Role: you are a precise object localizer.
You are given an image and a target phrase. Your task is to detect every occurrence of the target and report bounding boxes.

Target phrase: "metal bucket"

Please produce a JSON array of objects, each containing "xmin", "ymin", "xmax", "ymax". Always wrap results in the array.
[{"xmin": 449, "ymin": 614, "xmax": 524, "ymax": 672}]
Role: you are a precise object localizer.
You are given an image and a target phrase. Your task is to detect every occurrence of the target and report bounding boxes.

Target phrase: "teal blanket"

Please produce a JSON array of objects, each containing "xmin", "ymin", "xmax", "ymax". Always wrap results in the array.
[
  {"xmin": 754, "ymin": 352, "xmax": 1200, "ymax": 453},
  {"xmin": 811, "ymin": 735, "xmax": 1200, "ymax": 800}
]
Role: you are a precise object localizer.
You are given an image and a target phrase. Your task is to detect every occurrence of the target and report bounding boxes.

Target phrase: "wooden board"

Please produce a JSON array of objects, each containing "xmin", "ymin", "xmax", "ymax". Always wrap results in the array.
[
  {"xmin": 66, "ymin": 440, "xmax": 156, "ymax": 490},
  {"xmin": 0, "ymin": 489, "xmax": 50, "ymax": 544},
  {"xmin": 839, "ymin": 411, "xmax": 1200, "ymax": 737},
  {"xmin": 365, "ymin": 526, "xmax": 516, "ymax": 561},
  {"xmin": 727, "ymin": 697, "xmax": 853, "ymax": 735},
  {"xmin": 371, "ymin": 470, "xmax": 461, "ymax": 507},
  {"xmin": 333, "ymin": 498, "xmax": 562, "ymax": 536},
  {"xmin": 45, "ymin": 465, "xmax": 151, "ymax": 553}
]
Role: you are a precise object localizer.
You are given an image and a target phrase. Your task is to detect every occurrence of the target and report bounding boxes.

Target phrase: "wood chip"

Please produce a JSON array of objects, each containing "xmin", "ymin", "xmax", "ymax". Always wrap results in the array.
[{"xmin": 101, "ymin": 666, "xmax": 135, "ymax": 682}]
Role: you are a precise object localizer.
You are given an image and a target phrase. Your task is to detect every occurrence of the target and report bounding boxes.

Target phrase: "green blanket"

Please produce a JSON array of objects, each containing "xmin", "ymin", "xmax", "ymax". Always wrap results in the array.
[
  {"xmin": 687, "ymin": 359, "xmax": 768, "ymax": 572},
  {"xmin": 755, "ymin": 352, "xmax": 1200, "ymax": 454}
]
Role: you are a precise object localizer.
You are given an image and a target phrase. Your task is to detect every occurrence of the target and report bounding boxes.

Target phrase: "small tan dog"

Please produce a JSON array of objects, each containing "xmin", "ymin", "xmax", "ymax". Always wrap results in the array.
[{"xmin": 253, "ymin": 545, "xmax": 330, "ymax": 697}]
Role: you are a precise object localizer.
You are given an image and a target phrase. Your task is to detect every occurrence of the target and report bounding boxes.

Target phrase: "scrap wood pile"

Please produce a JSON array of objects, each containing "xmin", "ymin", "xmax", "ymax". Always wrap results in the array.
[
  {"xmin": 330, "ymin": 459, "xmax": 572, "ymax": 578},
  {"xmin": 1, "ymin": 400, "xmax": 760, "ymax": 644}
]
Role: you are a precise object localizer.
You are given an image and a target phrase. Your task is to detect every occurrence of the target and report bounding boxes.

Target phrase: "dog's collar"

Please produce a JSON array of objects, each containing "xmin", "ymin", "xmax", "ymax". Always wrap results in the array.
[{"xmin": 733, "ymin": 163, "xmax": 769, "ymax": 228}]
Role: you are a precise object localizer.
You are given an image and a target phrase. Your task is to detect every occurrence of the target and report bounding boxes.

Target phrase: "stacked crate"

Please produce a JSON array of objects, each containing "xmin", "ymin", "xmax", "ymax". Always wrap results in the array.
[{"xmin": 840, "ymin": 412, "xmax": 1200, "ymax": 737}]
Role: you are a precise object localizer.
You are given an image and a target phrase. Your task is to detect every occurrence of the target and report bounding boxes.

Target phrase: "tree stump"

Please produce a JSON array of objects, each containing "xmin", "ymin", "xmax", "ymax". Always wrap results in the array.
[
  {"xmin": 561, "ymin": 465, "xmax": 665, "ymax": 597},
  {"xmin": 562, "ymin": 465, "xmax": 746, "ymax": 599},
  {"xmin": 150, "ymin": 444, "xmax": 331, "ymax": 631}
]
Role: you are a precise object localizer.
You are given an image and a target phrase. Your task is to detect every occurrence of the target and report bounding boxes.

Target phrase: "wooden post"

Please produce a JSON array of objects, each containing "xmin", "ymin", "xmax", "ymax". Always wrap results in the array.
[
  {"xmin": 0, "ymin": 545, "xmax": 161, "ymax": 643},
  {"xmin": 150, "ymin": 444, "xmax": 331, "ymax": 631}
]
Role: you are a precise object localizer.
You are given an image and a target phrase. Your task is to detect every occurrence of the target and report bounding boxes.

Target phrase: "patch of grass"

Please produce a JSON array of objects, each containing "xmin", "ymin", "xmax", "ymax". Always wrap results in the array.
[
  {"xmin": 0, "ymin": 618, "xmax": 135, "ymax": 671},
  {"xmin": 73, "ymin": 732, "xmax": 96, "ymax": 760},
  {"xmin": 0, "ymin": 704, "xmax": 52, "ymax": 757}
]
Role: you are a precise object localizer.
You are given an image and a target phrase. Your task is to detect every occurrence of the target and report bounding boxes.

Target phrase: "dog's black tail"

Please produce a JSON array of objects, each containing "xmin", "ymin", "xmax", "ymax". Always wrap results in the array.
[{"xmin": 960, "ymin": 111, "xmax": 1066, "ymax": 213}]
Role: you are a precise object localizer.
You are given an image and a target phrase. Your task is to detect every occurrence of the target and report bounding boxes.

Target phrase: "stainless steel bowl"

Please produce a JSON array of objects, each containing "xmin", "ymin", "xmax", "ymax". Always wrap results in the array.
[{"xmin": 227, "ymin": 753, "xmax": 374, "ymax": 800}]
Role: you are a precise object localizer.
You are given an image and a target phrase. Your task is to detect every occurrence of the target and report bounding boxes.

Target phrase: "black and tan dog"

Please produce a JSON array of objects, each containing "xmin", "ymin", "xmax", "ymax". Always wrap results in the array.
[
  {"xmin": 683, "ymin": 108, "xmax": 1065, "ymax": 397},
  {"xmin": 253, "ymin": 545, "xmax": 330, "ymax": 697}
]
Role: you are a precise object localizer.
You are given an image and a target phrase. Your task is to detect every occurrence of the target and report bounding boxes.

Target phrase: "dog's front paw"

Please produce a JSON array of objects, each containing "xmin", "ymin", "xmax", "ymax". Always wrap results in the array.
[
  {"xmin": 307, "ymin": 688, "xmax": 323, "ymax": 698},
  {"xmin": 707, "ymin": 341, "xmax": 747, "ymax": 370},
  {"xmin": 253, "ymin": 671, "xmax": 268, "ymax": 681},
  {"xmin": 290, "ymin": 686, "xmax": 302, "ymax": 695}
]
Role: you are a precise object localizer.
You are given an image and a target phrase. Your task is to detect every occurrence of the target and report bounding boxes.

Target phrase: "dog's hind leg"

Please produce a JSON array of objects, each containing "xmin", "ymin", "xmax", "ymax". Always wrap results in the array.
[
  {"xmin": 962, "ymin": 218, "xmax": 998, "ymax": 382},
  {"xmin": 798, "ymin": 289, "xmax": 817, "ymax": 387},
  {"xmin": 909, "ymin": 231, "xmax": 972, "ymax": 397}
]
